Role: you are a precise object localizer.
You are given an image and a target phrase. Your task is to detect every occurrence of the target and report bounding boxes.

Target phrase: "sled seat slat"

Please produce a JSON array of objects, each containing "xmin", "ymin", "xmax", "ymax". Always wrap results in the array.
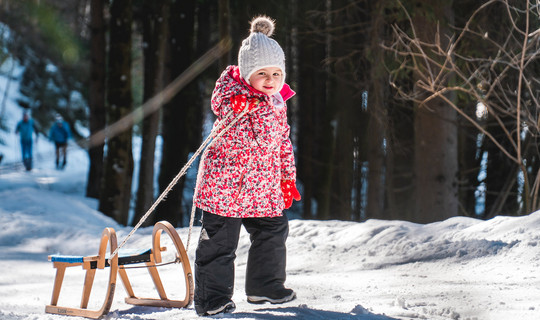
[
  {"xmin": 49, "ymin": 248, "xmax": 153, "ymax": 268},
  {"xmin": 49, "ymin": 255, "xmax": 84, "ymax": 263}
]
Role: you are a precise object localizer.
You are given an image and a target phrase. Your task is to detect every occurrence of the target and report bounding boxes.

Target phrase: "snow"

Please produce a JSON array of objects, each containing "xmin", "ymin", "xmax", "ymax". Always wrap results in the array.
[
  {"xmin": 2, "ymin": 59, "xmax": 540, "ymax": 320},
  {"xmin": 2, "ymin": 163, "xmax": 540, "ymax": 320}
]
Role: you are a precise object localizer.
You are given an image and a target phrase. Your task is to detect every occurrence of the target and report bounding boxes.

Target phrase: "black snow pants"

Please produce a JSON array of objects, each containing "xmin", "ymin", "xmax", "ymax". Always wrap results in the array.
[{"xmin": 194, "ymin": 210, "xmax": 289, "ymax": 312}]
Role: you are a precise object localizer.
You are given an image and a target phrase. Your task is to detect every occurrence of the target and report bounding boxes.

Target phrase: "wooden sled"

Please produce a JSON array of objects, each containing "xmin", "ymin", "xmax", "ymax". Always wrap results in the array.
[{"xmin": 45, "ymin": 221, "xmax": 194, "ymax": 319}]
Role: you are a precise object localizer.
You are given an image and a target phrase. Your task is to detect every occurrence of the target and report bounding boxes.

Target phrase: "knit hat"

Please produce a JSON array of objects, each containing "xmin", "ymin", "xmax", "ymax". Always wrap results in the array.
[{"xmin": 238, "ymin": 16, "xmax": 286, "ymax": 91}]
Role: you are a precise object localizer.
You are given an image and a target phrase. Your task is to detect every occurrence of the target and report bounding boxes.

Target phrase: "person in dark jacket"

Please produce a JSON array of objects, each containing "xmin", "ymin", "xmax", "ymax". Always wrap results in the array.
[
  {"xmin": 48, "ymin": 114, "xmax": 71, "ymax": 169},
  {"xmin": 193, "ymin": 16, "xmax": 300, "ymax": 316},
  {"xmin": 15, "ymin": 111, "xmax": 37, "ymax": 171}
]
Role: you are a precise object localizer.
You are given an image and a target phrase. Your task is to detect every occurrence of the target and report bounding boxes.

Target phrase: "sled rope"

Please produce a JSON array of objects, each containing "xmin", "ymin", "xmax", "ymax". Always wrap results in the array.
[
  {"xmin": 185, "ymin": 104, "xmax": 260, "ymax": 250},
  {"xmin": 111, "ymin": 106, "xmax": 253, "ymax": 259}
]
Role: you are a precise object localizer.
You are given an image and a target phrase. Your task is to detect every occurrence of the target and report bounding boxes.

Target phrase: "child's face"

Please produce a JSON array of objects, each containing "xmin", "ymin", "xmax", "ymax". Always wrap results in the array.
[{"xmin": 249, "ymin": 67, "xmax": 283, "ymax": 96}]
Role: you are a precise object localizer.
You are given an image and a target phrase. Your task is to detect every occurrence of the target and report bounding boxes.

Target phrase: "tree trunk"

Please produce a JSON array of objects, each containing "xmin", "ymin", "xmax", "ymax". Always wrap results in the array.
[
  {"xmin": 366, "ymin": 91, "xmax": 387, "ymax": 220},
  {"xmin": 85, "ymin": 0, "xmax": 106, "ymax": 199},
  {"xmin": 133, "ymin": 0, "xmax": 169, "ymax": 227},
  {"xmin": 296, "ymin": 1, "xmax": 328, "ymax": 219},
  {"xmin": 314, "ymin": 0, "xmax": 334, "ymax": 220},
  {"xmin": 99, "ymin": 0, "xmax": 133, "ymax": 225},
  {"xmin": 414, "ymin": 99, "xmax": 458, "ymax": 223},
  {"xmin": 413, "ymin": 1, "xmax": 458, "ymax": 223},
  {"xmin": 327, "ymin": 0, "xmax": 369, "ymax": 221},
  {"xmin": 386, "ymin": 98, "xmax": 415, "ymax": 221},
  {"xmin": 330, "ymin": 93, "xmax": 355, "ymax": 220},
  {"xmin": 366, "ymin": 0, "xmax": 388, "ymax": 220},
  {"xmin": 218, "ymin": 0, "xmax": 230, "ymax": 71},
  {"xmin": 155, "ymin": 0, "xmax": 199, "ymax": 227}
]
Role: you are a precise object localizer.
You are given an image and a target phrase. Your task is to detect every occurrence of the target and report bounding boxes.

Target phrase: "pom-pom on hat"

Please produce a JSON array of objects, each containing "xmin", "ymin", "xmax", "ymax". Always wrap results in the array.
[{"xmin": 238, "ymin": 16, "xmax": 286, "ymax": 91}]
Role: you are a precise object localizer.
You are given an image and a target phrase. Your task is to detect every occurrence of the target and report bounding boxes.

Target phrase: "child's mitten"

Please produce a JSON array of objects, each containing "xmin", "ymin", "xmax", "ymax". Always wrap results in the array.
[
  {"xmin": 281, "ymin": 180, "xmax": 301, "ymax": 209},
  {"xmin": 231, "ymin": 95, "xmax": 259, "ymax": 113}
]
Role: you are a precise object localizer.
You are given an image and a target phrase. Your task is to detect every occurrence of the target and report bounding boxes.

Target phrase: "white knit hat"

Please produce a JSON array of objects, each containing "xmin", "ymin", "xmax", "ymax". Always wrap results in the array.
[{"xmin": 238, "ymin": 16, "xmax": 286, "ymax": 91}]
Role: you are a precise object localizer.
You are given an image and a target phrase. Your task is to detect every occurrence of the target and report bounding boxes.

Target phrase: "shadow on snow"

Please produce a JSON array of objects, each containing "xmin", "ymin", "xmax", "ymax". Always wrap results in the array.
[{"xmin": 114, "ymin": 304, "xmax": 398, "ymax": 320}]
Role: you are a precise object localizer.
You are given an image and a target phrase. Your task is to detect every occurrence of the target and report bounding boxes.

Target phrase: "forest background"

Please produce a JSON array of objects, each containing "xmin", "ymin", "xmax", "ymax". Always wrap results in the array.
[{"xmin": 0, "ymin": 0, "xmax": 539, "ymax": 227}]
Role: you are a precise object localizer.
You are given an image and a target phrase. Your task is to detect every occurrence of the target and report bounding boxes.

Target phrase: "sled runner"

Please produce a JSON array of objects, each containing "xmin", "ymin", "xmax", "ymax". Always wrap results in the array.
[{"xmin": 45, "ymin": 221, "xmax": 193, "ymax": 319}]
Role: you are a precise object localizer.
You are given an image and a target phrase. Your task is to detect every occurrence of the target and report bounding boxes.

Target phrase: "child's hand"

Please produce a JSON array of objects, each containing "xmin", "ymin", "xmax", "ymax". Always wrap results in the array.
[
  {"xmin": 231, "ymin": 95, "xmax": 259, "ymax": 113},
  {"xmin": 281, "ymin": 180, "xmax": 301, "ymax": 209}
]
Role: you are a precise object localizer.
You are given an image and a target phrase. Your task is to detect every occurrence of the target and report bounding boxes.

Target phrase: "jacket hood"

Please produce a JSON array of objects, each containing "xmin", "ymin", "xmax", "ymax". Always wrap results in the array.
[
  {"xmin": 228, "ymin": 65, "xmax": 295, "ymax": 101},
  {"xmin": 211, "ymin": 65, "xmax": 295, "ymax": 117}
]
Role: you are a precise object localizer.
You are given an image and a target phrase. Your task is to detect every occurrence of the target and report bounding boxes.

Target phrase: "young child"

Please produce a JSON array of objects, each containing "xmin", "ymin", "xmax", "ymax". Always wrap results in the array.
[{"xmin": 193, "ymin": 16, "xmax": 301, "ymax": 316}]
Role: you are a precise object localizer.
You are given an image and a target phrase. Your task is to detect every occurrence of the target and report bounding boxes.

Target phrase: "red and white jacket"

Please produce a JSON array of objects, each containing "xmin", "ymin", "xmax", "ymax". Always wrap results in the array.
[{"xmin": 194, "ymin": 65, "xmax": 296, "ymax": 218}]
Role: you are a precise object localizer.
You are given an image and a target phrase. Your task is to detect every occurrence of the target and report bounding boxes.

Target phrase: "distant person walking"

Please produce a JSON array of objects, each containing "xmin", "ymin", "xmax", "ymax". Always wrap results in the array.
[
  {"xmin": 49, "ymin": 114, "xmax": 71, "ymax": 169},
  {"xmin": 15, "ymin": 111, "xmax": 37, "ymax": 171}
]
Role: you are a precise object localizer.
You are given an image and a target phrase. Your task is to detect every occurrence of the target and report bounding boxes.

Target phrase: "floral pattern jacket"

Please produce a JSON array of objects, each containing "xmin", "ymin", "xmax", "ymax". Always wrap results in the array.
[{"xmin": 194, "ymin": 65, "xmax": 296, "ymax": 218}]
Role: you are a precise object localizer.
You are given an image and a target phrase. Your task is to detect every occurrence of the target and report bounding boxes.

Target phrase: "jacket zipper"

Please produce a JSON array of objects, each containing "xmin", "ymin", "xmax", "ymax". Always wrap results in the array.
[{"xmin": 233, "ymin": 171, "xmax": 246, "ymax": 202}]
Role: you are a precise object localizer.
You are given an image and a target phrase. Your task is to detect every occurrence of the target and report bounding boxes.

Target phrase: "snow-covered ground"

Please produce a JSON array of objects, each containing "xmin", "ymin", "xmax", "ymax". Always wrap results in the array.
[
  {"xmin": 2, "ymin": 147, "xmax": 540, "ymax": 320},
  {"xmin": 2, "ymin": 57, "xmax": 540, "ymax": 320}
]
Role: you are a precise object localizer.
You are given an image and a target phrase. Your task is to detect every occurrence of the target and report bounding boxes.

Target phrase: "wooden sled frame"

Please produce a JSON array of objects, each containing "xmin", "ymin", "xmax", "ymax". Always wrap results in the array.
[{"xmin": 45, "ymin": 221, "xmax": 193, "ymax": 319}]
